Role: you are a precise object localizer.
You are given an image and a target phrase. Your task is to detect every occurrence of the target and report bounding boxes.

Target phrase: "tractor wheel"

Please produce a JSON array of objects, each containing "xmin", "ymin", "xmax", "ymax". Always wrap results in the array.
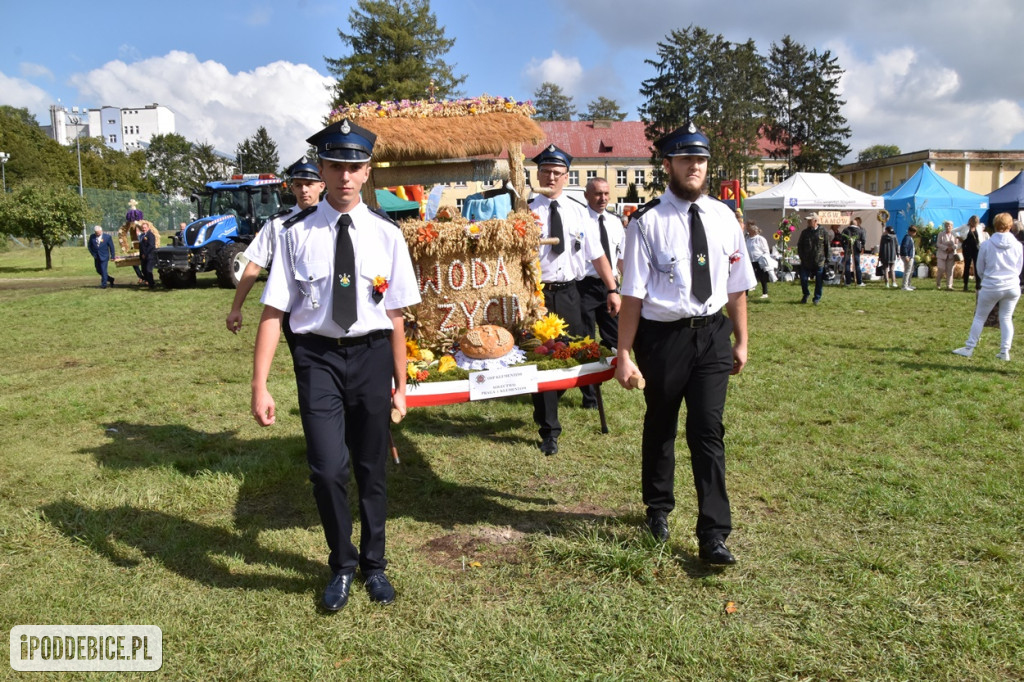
[
  {"xmin": 159, "ymin": 269, "xmax": 197, "ymax": 289},
  {"xmin": 217, "ymin": 242, "xmax": 248, "ymax": 289}
]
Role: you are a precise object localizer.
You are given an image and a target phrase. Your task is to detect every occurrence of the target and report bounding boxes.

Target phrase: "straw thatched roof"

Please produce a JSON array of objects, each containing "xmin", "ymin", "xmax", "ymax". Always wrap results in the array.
[{"xmin": 354, "ymin": 113, "xmax": 544, "ymax": 163}]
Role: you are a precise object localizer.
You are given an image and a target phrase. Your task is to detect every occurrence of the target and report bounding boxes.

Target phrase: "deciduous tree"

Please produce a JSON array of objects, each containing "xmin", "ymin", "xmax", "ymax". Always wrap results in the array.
[
  {"xmin": 0, "ymin": 180, "xmax": 94, "ymax": 269},
  {"xmin": 858, "ymin": 144, "xmax": 901, "ymax": 163}
]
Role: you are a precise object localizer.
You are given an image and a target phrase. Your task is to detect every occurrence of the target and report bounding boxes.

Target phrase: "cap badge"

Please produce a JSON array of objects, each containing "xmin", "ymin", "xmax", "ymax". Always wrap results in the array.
[
  {"xmin": 547, "ymin": 144, "xmax": 555, "ymax": 152},
  {"xmin": 340, "ymin": 120, "xmax": 351, "ymax": 134},
  {"xmin": 687, "ymin": 121, "xmax": 697, "ymax": 133}
]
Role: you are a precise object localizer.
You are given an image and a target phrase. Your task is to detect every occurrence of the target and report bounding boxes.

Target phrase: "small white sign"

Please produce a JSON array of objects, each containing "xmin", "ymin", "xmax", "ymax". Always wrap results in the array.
[
  {"xmin": 468, "ymin": 365, "xmax": 538, "ymax": 401},
  {"xmin": 10, "ymin": 625, "xmax": 162, "ymax": 672}
]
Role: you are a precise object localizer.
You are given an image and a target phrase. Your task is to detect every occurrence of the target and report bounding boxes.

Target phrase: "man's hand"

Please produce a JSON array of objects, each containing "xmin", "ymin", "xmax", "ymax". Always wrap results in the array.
[
  {"xmin": 615, "ymin": 355, "xmax": 642, "ymax": 389},
  {"xmin": 391, "ymin": 389, "xmax": 407, "ymax": 421},
  {"xmin": 251, "ymin": 387, "xmax": 276, "ymax": 426},
  {"xmin": 606, "ymin": 292, "xmax": 621, "ymax": 316},
  {"xmin": 731, "ymin": 342, "xmax": 748, "ymax": 376},
  {"xmin": 227, "ymin": 309, "xmax": 243, "ymax": 334}
]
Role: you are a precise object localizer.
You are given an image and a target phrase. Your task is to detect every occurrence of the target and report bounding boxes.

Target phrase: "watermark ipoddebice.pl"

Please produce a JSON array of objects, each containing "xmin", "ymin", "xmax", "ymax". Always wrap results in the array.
[{"xmin": 10, "ymin": 625, "xmax": 161, "ymax": 672}]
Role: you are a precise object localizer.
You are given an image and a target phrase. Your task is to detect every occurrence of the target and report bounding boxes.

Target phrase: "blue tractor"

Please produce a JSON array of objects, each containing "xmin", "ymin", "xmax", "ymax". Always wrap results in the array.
[{"xmin": 154, "ymin": 174, "xmax": 286, "ymax": 288}]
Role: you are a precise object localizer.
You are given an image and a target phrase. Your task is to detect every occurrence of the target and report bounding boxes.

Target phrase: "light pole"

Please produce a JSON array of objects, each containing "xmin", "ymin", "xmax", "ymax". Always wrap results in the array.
[
  {"xmin": 68, "ymin": 115, "xmax": 84, "ymax": 198},
  {"xmin": 0, "ymin": 152, "xmax": 9, "ymax": 193}
]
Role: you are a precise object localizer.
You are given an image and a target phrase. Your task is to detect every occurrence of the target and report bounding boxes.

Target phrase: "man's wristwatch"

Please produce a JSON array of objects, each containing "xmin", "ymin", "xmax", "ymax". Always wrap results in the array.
[{"xmin": 607, "ymin": 287, "xmax": 620, "ymax": 295}]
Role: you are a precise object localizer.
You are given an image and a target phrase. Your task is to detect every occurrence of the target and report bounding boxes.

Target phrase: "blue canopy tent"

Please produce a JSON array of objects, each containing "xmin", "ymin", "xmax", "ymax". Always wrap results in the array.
[
  {"xmin": 986, "ymin": 171, "xmax": 1024, "ymax": 222},
  {"xmin": 883, "ymin": 164, "xmax": 988, "ymax": 240}
]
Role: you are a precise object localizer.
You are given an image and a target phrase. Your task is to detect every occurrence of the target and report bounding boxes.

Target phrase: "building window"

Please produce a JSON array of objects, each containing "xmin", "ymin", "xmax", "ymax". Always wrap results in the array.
[
  {"xmin": 524, "ymin": 170, "xmax": 531, "ymax": 186},
  {"xmin": 586, "ymin": 170, "xmax": 597, "ymax": 181},
  {"xmin": 456, "ymin": 198, "xmax": 465, "ymax": 214},
  {"xmin": 634, "ymin": 169, "xmax": 645, "ymax": 185},
  {"xmin": 616, "ymin": 170, "xmax": 627, "ymax": 186},
  {"xmin": 883, "ymin": 180, "xmax": 892, "ymax": 191},
  {"xmin": 568, "ymin": 170, "xmax": 579, "ymax": 186},
  {"xmin": 869, "ymin": 181, "xmax": 877, "ymax": 193},
  {"xmin": 747, "ymin": 167, "xmax": 759, "ymax": 184}
]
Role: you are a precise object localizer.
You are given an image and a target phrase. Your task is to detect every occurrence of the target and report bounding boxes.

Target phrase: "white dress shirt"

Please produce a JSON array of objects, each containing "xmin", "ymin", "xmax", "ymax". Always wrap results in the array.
[
  {"xmin": 530, "ymin": 194, "xmax": 602, "ymax": 283},
  {"xmin": 244, "ymin": 205, "xmax": 304, "ymax": 268},
  {"xmin": 621, "ymin": 192, "xmax": 755, "ymax": 320},
  {"xmin": 583, "ymin": 206, "xmax": 625, "ymax": 279},
  {"xmin": 261, "ymin": 200, "xmax": 421, "ymax": 337}
]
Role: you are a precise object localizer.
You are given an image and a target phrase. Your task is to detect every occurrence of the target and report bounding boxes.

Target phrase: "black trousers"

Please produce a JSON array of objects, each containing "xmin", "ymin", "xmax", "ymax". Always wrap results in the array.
[
  {"xmin": 577, "ymin": 276, "xmax": 618, "ymax": 407},
  {"xmin": 634, "ymin": 313, "xmax": 734, "ymax": 543},
  {"xmin": 963, "ymin": 250, "xmax": 979, "ymax": 290},
  {"xmin": 751, "ymin": 263, "xmax": 770, "ymax": 294},
  {"xmin": 291, "ymin": 332, "xmax": 392, "ymax": 575},
  {"xmin": 532, "ymin": 283, "xmax": 585, "ymax": 438},
  {"xmin": 140, "ymin": 255, "xmax": 155, "ymax": 287}
]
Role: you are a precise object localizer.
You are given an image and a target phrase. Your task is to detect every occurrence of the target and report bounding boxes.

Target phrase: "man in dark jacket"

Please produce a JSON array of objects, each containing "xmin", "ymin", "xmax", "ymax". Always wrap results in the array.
[
  {"xmin": 138, "ymin": 222, "xmax": 157, "ymax": 289},
  {"xmin": 797, "ymin": 213, "xmax": 830, "ymax": 304},
  {"xmin": 842, "ymin": 217, "xmax": 867, "ymax": 286}
]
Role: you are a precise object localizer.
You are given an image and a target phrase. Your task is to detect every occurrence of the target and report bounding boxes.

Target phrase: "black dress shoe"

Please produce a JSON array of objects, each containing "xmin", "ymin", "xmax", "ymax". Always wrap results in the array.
[
  {"xmin": 364, "ymin": 572, "xmax": 395, "ymax": 605},
  {"xmin": 108, "ymin": 277, "xmax": 115, "ymax": 287},
  {"xmin": 322, "ymin": 571, "xmax": 355, "ymax": 611},
  {"xmin": 539, "ymin": 437, "xmax": 558, "ymax": 456},
  {"xmin": 699, "ymin": 538, "xmax": 737, "ymax": 565},
  {"xmin": 645, "ymin": 512, "xmax": 669, "ymax": 542}
]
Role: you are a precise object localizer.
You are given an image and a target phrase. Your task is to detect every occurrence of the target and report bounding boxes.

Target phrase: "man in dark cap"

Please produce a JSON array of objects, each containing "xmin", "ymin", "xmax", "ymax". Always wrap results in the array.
[
  {"xmin": 614, "ymin": 121, "xmax": 754, "ymax": 565},
  {"xmin": 797, "ymin": 213, "xmax": 829, "ymax": 304},
  {"xmin": 529, "ymin": 144, "xmax": 621, "ymax": 455},
  {"xmin": 250, "ymin": 119, "xmax": 421, "ymax": 611},
  {"xmin": 226, "ymin": 157, "xmax": 325, "ymax": 334}
]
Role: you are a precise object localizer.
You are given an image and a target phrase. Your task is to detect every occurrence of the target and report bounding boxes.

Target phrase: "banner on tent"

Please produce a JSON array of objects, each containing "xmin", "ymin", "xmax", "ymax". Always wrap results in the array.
[{"xmin": 815, "ymin": 210, "xmax": 847, "ymax": 225}]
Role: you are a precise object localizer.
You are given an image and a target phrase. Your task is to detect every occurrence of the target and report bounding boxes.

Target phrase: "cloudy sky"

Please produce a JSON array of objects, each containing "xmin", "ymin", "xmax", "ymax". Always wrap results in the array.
[{"xmin": 3, "ymin": 0, "xmax": 1023, "ymax": 165}]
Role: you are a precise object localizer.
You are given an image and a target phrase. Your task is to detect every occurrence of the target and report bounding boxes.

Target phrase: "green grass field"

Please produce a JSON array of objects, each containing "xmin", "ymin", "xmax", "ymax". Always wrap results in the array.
[{"xmin": 1, "ymin": 244, "xmax": 1021, "ymax": 680}]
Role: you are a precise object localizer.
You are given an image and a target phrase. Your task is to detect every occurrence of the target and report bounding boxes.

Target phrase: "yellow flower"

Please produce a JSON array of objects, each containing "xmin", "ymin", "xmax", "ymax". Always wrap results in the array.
[
  {"xmin": 532, "ymin": 313, "xmax": 568, "ymax": 343},
  {"xmin": 407, "ymin": 362, "xmax": 418, "ymax": 380},
  {"xmin": 784, "ymin": 236, "xmax": 791, "ymax": 243},
  {"xmin": 406, "ymin": 340, "xmax": 421, "ymax": 361},
  {"xmin": 438, "ymin": 355, "xmax": 456, "ymax": 373},
  {"xmin": 419, "ymin": 349, "xmax": 435, "ymax": 364},
  {"xmin": 568, "ymin": 336, "xmax": 595, "ymax": 352}
]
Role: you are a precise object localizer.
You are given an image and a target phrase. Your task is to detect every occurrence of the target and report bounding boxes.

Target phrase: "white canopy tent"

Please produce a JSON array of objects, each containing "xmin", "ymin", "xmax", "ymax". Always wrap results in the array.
[{"xmin": 743, "ymin": 172, "xmax": 887, "ymax": 249}]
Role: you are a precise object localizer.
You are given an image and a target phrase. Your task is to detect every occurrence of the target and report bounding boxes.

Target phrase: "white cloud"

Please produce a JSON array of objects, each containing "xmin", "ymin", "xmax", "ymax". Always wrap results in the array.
[
  {"xmin": 523, "ymin": 52, "xmax": 584, "ymax": 95},
  {"xmin": 67, "ymin": 51, "xmax": 334, "ymax": 162},
  {"xmin": 19, "ymin": 63, "xmax": 53, "ymax": 80},
  {"xmin": 0, "ymin": 72, "xmax": 54, "ymax": 118}
]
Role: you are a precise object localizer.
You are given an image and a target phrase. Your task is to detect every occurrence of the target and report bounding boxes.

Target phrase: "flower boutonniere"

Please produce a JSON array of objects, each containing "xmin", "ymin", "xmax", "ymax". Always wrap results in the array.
[{"xmin": 372, "ymin": 275, "xmax": 389, "ymax": 303}]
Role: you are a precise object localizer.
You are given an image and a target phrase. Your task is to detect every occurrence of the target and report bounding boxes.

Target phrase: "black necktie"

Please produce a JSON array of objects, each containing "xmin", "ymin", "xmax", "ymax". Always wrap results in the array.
[
  {"xmin": 689, "ymin": 204, "xmax": 712, "ymax": 304},
  {"xmin": 549, "ymin": 200, "xmax": 564, "ymax": 254},
  {"xmin": 333, "ymin": 214, "xmax": 357, "ymax": 331},
  {"xmin": 598, "ymin": 214, "xmax": 611, "ymax": 262}
]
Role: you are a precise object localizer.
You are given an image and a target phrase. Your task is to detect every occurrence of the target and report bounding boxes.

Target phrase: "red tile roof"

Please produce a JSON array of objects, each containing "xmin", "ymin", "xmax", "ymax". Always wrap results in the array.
[{"xmin": 525, "ymin": 121, "xmax": 654, "ymax": 161}]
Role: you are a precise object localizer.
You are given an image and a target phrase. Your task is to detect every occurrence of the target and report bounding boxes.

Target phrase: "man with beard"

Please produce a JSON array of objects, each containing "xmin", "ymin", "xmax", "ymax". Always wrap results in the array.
[{"xmin": 613, "ymin": 122, "xmax": 754, "ymax": 565}]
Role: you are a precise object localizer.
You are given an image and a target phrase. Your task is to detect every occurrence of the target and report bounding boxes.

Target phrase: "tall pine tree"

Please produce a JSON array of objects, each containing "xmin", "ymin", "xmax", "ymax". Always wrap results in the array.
[
  {"xmin": 532, "ymin": 82, "xmax": 577, "ymax": 121},
  {"xmin": 326, "ymin": 0, "xmax": 466, "ymax": 106},
  {"xmin": 764, "ymin": 36, "xmax": 851, "ymax": 173},
  {"xmin": 584, "ymin": 97, "xmax": 627, "ymax": 121},
  {"xmin": 234, "ymin": 127, "xmax": 279, "ymax": 175}
]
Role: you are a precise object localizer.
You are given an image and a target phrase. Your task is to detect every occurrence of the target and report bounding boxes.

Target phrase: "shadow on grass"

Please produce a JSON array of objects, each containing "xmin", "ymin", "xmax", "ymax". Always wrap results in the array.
[
  {"xmin": 42, "ymin": 500, "xmax": 323, "ymax": 594},
  {"xmin": 83, "ymin": 420, "xmax": 614, "ymax": 547}
]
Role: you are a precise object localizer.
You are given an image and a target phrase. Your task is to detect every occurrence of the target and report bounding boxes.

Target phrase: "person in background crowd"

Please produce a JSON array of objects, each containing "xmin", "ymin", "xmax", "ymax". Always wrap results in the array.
[
  {"xmin": 952, "ymin": 212, "xmax": 1023, "ymax": 361},
  {"xmin": 842, "ymin": 216, "xmax": 867, "ymax": 286},
  {"xmin": 900, "ymin": 226, "xmax": 918, "ymax": 291},
  {"xmin": 961, "ymin": 215, "xmax": 988, "ymax": 291},
  {"xmin": 614, "ymin": 121, "xmax": 754, "ymax": 566},
  {"xmin": 87, "ymin": 225, "xmax": 116, "ymax": 289},
  {"xmin": 137, "ymin": 221, "xmax": 157, "ymax": 290},
  {"xmin": 745, "ymin": 222, "xmax": 771, "ymax": 298},
  {"xmin": 935, "ymin": 221, "xmax": 960, "ymax": 290},
  {"xmin": 577, "ymin": 176, "xmax": 624, "ymax": 409},
  {"xmin": 797, "ymin": 213, "xmax": 829, "ymax": 304},
  {"xmin": 226, "ymin": 157, "xmax": 325, "ymax": 335},
  {"xmin": 1013, "ymin": 220, "xmax": 1024, "ymax": 287},
  {"xmin": 879, "ymin": 226, "xmax": 900, "ymax": 288}
]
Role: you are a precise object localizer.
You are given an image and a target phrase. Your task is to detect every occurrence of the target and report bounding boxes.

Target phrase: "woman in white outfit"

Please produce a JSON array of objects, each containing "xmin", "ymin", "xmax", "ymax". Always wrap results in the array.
[
  {"xmin": 952, "ymin": 213, "xmax": 1024, "ymax": 361},
  {"xmin": 935, "ymin": 221, "xmax": 960, "ymax": 290},
  {"xmin": 745, "ymin": 222, "xmax": 772, "ymax": 298}
]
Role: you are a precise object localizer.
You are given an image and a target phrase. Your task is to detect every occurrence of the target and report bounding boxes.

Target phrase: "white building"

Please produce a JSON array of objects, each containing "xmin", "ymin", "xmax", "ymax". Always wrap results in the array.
[{"xmin": 48, "ymin": 103, "xmax": 175, "ymax": 152}]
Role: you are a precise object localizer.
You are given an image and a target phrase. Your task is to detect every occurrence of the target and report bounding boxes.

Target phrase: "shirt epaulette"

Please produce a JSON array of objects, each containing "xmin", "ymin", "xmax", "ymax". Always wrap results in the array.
[
  {"xmin": 370, "ymin": 206, "xmax": 401, "ymax": 229},
  {"xmin": 283, "ymin": 205, "xmax": 316, "ymax": 229},
  {"xmin": 629, "ymin": 198, "xmax": 661, "ymax": 222},
  {"xmin": 529, "ymin": 195, "xmax": 540, "ymax": 206},
  {"xmin": 267, "ymin": 207, "xmax": 292, "ymax": 222}
]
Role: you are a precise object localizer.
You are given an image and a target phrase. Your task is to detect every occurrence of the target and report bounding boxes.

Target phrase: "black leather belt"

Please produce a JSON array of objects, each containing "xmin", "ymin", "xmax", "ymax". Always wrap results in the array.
[
  {"xmin": 300, "ymin": 329, "xmax": 392, "ymax": 347},
  {"xmin": 544, "ymin": 281, "xmax": 575, "ymax": 291},
  {"xmin": 643, "ymin": 311, "xmax": 722, "ymax": 330}
]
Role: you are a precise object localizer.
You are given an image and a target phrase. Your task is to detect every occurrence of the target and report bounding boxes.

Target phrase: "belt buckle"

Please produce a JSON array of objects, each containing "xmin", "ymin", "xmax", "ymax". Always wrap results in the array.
[{"xmin": 689, "ymin": 316, "xmax": 707, "ymax": 329}]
